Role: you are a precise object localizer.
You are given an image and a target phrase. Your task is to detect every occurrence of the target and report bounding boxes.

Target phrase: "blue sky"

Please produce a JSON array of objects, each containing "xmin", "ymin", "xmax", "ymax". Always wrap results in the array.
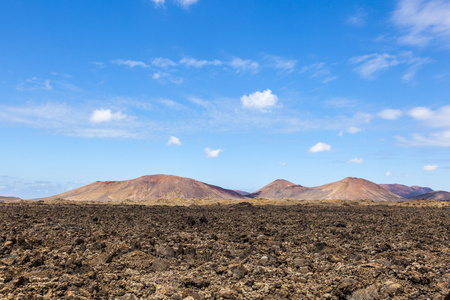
[{"xmin": 1, "ymin": 0, "xmax": 450, "ymax": 198}]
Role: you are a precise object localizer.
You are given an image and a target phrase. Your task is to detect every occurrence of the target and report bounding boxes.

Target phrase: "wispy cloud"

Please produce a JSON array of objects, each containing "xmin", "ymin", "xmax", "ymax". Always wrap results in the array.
[
  {"xmin": 346, "ymin": 7, "xmax": 367, "ymax": 27},
  {"xmin": 16, "ymin": 77, "xmax": 52, "ymax": 91},
  {"xmin": 175, "ymin": 0, "xmax": 199, "ymax": 8},
  {"xmin": 350, "ymin": 52, "xmax": 431, "ymax": 80},
  {"xmin": 265, "ymin": 55, "xmax": 297, "ymax": 72},
  {"xmin": 392, "ymin": 0, "xmax": 450, "ymax": 47},
  {"xmin": 113, "ymin": 59, "xmax": 149, "ymax": 68},
  {"xmin": 204, "ymin": 147, "xmax": 223, "ymax": 158},
  {"xmin": 347, "ymin": 157, "xmax": 364, "ymax": 164},
  {"xmin": 151, "ymin": 0, "xmax": 165, "ymax": 7},
  {"xmin": 309, "ymin": 142, "xmax": 332, "ymax": 153},
  {"xmin": 241, "ymin": 89, "xmax": 279, "ymax": 112},
  {"xmin": 152, "ymin": 57, "xmax": 177, "ymax": 68},
  {"xmin": 71, "ymin": 128, "xmax": 137, "ymax": 139},
  {"xmin": 396, "ymin": 130, "xmax": 450, "ymax": 147},
  {"xmin": 300, "ymin": 62, "xmax": 337, "ymax": 83},
  {"xmin": 397, "ymin": 105, "xmax": 450, "ymax": 147},
  {"xmin": 347, "ymin": 126, "xmax": 362, "ymax": 134},
  {"xmin": 378, "ymin": 109, "xmax": 403, "ymax": 120},
  {"xmin": 180, "ymin": 57, "xmax": 222, "ymax": 68},
  {"xmin": 350, "ymin": 53, "xmax": 400, "ymax": 79},
  {"xmin": 230, "ymin": 57, "xmax": 260, "ymax": 74}
]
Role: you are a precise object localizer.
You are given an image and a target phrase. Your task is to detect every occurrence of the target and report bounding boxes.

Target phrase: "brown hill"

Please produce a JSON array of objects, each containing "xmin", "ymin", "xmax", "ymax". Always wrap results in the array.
[
  {"xmin": 249, "ymin": 179, "xmax": 308, "ymax": 199},
  {"xmin": 379, "ymin": 184, "xmax": 433, "ymax": 198},
  {"xmin": 295, "ymin": 177, "xmax": 404, "ymax": 201},
  {"xmin": 39, "ymin": 175, "xmax": 246, "ymax": 201},
  {"xmin": 408, "ymin": 191, "xmax": 450, "ymax": 201}
]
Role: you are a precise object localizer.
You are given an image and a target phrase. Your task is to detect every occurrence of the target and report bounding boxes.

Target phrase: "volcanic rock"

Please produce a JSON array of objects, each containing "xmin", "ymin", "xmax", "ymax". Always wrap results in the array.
[
  {"xmin": 37, "ymin": 174, "xmax": 246, "ymax": 201},
  {"xmin": 378, "ymin": 184, "xmax": 433, "ymax": 198}
]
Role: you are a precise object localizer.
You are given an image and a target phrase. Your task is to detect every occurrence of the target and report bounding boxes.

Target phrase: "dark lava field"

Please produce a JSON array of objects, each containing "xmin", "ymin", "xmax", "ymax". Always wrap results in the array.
[{"xmin": 0, "ymin": 202, "xmax": 449, "ymax": 299}]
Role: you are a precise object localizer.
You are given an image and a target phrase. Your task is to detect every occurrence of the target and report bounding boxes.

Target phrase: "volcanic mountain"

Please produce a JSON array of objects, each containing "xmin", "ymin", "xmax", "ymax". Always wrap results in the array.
[
  {"xmin": 408, "ymin": 191, "xmax": 450, "ymax": 201},
  {"xmin": 40, "ymin": 175, "xmax": 246, "ymax": 201},
  {"xmin": 378, "ymin": 184, "xmax": 433, "ymax": 198},
  {"xmin": 249, "ymin": 179, "xmax": 308, "ymax": 199},
  {"xmin": 293, "ymin": 177, "xmax": 404, "ymax": 201}
]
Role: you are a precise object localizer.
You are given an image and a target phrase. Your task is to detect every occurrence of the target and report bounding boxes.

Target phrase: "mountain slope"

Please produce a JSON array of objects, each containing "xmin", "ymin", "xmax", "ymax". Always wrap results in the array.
[
  {"xmin": 379, "ymin": 184, "xmax": 433, "ymax": 198},
  {"xmin": 408, "ymin": 191, "xmax": 450, "ymax": 201},
  {"xmin": 40, "ymin": 175, "xmax": 246, "ymax": 201},
  {"xmin": 249, "ymin": 179, "xmax": 308, "ymax": 199}
]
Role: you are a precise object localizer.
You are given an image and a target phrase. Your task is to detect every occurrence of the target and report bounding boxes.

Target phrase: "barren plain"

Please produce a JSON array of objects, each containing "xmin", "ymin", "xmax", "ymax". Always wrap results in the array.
[{"xmin": 0, "ymin": 201, "xmax": 449, "ymax": 299}]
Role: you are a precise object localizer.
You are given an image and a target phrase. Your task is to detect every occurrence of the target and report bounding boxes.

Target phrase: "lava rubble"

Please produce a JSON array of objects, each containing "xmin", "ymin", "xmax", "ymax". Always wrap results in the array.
[{"xmin": 0, "ymin": 202, "xmax": 449, "ymax": 299}]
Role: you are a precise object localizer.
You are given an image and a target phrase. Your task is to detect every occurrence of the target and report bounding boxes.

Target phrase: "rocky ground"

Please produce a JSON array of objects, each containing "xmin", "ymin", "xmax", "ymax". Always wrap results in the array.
[{"xmin": 0, "ymin": 202, "xmax": 449, "ymax": 299}]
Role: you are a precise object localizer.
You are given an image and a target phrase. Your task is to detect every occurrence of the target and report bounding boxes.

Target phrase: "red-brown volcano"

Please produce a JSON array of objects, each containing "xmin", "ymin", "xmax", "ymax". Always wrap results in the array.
[
  {"xmin": 296, "ymin": 177, "xmax": 404, "ymax": 201},
  {"xmin": 40, "ymin": 175, "xmax": 246, "ymax": 201},
  {"xmin": 249, "ymin": 179, "xmax": 308, "ymax": 199}
]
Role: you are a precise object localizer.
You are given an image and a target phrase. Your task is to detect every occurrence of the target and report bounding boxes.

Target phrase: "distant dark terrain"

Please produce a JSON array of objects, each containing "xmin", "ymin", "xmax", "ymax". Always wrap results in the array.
[{"xmin": 0, "ymin": 202, "xmax": 448, "ymax": 299}]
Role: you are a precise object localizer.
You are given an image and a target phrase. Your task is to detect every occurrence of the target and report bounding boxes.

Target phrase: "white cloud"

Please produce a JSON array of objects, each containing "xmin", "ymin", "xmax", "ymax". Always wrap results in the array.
[
  {"xmin": 175, "ymin": 0, "xmax": 199, "ymax": 8},
  {"xmin": 152, "ymin": 73, "xmax": 161, "ymax": 79},
  {"xmin": 113, "ymin": 59, "xmax": 148, "ymax": 68},
  {"xmin": 204, "ymin": 147, "xmax": 223, "ymax": 158},
  {"xmin": 423, "ymin": 164, "xmax": 438, "ymax": 171},
  {"xmin": 241, "ymin": 89, "xmax": 278, "ymax": 112},
  {"xmin": 278, "ymin": 162, "xmax": 287, "ymax": 166},
  {"xmin": 347, "ymin": 126, "xmax": 362, "ymax": 134},
  {"xmin": 300, "ymin": 62, "xmax": 337, "ymax": 83},
  {"xmin": 385, "ymin": 171, "xmax": 392, "ymax": 176},
  {"xmin": 378, "ymin": 109, "xmax": 403, "ymax": 120},
  {"xmin": 90, "ymin": 109, "xmax": 127, "ymax": 123},
  {"xmin": 167, "ymin": 136, "xmax": 182, "ymax": 146},
  {"xmin": 180, "ymin": 57, "xmax": 222, "ymax": 68},
  {"xmin": 350, "ymin": 53, "xmax": 400, "ymax": 79},
  {"xmin": 347, "ymin": 157, "xmax": 364, "ymax": 164},
  {"xmin": 152, "ymin": 57, "xmax": 177, "ymax": 68},
  {"xmin": 230, "ymin": 58, "xmax": 260, "ymax": 74},
  {"xmin": 309, "ymin": 142, "xmax": 332, "ymax": 153},
  {"xmin": 16, "ymin": 77, "xmax": 53, "ymax": 91},
  {"xmin": 409, "ymin": 105, "xmax": 450, "ymax": 128},
  {"xmin": 392, "ymin": 0, "xmax": 450, "ymax": 47}
]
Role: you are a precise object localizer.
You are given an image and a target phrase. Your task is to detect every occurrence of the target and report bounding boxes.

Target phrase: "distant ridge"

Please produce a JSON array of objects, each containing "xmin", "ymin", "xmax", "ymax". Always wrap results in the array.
[
  {"xmin": 408, "ymin": 191, "xmax": 450, "ymax": 201},
  {"xmin": 249, "ymin": 179, "xmax": 308, "ymax": 199},
  {"xmin": 39, "ymin": 175, "xmax": 245, "ymax": 201},
  {"xmin": 0, "ymin": 196, "xmax": 21, "ymax": 201},
  {"xmin": 379, "ymin": 184, "xmax": 433, "ymax": 198}
]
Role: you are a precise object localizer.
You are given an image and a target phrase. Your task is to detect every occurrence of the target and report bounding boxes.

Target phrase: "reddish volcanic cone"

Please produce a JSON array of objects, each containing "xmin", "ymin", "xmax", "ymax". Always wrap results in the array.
[
  {"xmin": 379, "ymin": 184, "xmax": 433, "ymax": 198},
  {"xmin": 249, "ymin": 179, "xmax": 309, "ymax": 199},
  {"xmin": 297, "ymin": 177, "xmax": 404, "ymax": 201},
  {"xmin": 39, "ymin": 175, "xmax": 246, "ymax": 201}
]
